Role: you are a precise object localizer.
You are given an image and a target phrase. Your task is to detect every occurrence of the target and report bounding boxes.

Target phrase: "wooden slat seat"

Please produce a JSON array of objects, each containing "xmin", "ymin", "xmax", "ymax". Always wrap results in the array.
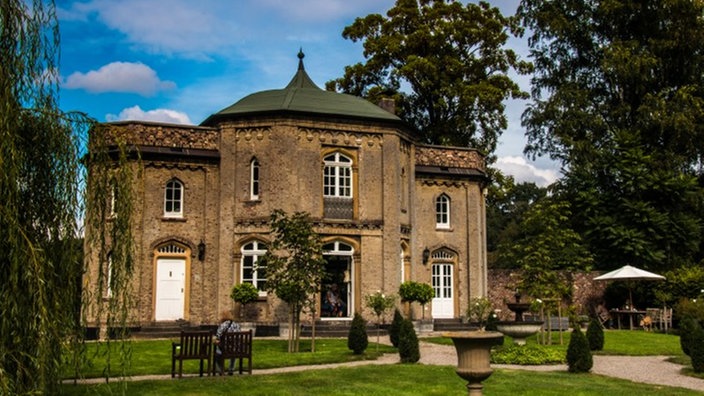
[
  {"xmin": 171, "ymin": 330, "xmax": 213, "ymax": 378},
  {"xmin": 213, "ymin": 329, "xmax": 253, "ymax": 375}
]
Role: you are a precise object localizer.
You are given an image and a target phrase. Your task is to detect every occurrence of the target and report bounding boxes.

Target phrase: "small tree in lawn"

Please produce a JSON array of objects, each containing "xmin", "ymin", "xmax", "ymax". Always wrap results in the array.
[
  {"xmin": 258, "ymin": 210, "xmax": 326, "ymax": 353},
  {"xmin": 365, "ymin": 291, "xmax": 396, "ymax": 351},
  {"xmin": 400, "ymin": 281, "xmax": 435, "ymax": 320},
  {"xmin": 566, "ymin": 327, "xmax": 593, "ymax": 373},
  {"xmin": 398, "ymin": 318, "xmax": 420, "ymax": 363},
  {"xmin": 586, "ymin": 318, "xmax": 604, "ymax": 351},
  {"xmin": 230, "ymin": 283, "xmax": 259, "ymax": 320},
  {"xmin": 389, "ymin": 308, "xmax": 404, "ymax": 348},
  {"xmin": 348, "ymin": 312, "xmax": 368, "ymax": 355}
]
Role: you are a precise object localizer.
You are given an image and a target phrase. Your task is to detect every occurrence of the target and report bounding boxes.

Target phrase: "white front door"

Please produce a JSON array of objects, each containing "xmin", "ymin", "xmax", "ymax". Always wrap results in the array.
[
  {"xmin": 432, "ymin": 263, "xmax": 454, "ymax": 318},
  {"xmin": 155, "ymin": 258, "xmax": 186, "ymax": 321}
]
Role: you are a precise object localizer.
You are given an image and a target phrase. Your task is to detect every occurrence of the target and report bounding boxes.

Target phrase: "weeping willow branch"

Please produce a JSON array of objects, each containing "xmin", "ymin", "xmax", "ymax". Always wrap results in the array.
[{"xmin": 0, "ymin": 1, "xmax": 137, "ymax": 393}]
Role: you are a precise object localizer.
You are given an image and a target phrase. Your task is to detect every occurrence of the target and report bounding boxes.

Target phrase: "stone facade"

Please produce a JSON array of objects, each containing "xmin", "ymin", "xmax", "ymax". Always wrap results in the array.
[{"xmin": 84, "ymin": 64, "xmax": 489, "ymax": 328}]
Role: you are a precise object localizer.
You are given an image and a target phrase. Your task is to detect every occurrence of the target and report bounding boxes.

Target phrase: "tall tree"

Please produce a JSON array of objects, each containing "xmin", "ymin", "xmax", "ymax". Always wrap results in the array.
[
  {"xmin": 1, "ymin": 2, "xmax": 135, "ymax": 393},
  {"xmin": 258, "ymin": 210, "xmax": 326, "ymax": 352},
  {"xmin": 327, "ymin": 0, "xmax": 531, "ymax": 156},
  {"xmin": 518, "ymin": 0, "xmax": 704, "ymax": 271},
  {"xmin": 0, "ymin": 2, "xmax": 84, "ymax": 393},
  {"xmin": 499, "ymin": 197, "xmax": 593, "ymax": 299},
  {"xmin": 486, "ymin": 170, "xmax": 547, "ymax": 268}
]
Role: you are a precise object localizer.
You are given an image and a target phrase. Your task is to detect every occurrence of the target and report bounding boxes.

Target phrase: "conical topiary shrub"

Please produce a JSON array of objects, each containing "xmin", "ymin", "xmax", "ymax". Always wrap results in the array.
[
  {"xmin": 690, "ymin": 327, "xmax": 704, "ymax": 373},
  {"xmin": 398, "ymin": 318, "xmax": 420, "ymax": 363},
  {"xmin": 680, "ymin": 316, "xmax": 702, "ymax": 356},
  {"xmin": 586, "ymin": 318, "xmax": 604, "ymax": 351},
  {"xmin": 347, "ymin": 312, "xmax": 368, "ymax": 355},
  {"xmin": 566, "ymin": 327, "xmax": 593, "ymax": 373},
  {"xmin": 389, "ymin": 308, "xmax": 403, "ymax": 348}
]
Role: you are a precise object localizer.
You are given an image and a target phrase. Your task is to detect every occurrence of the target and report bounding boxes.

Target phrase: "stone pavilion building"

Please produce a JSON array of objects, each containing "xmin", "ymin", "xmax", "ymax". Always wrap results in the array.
[{"xmin": 84, "ymin": 52, "xmax": 489, "ymax": 332}]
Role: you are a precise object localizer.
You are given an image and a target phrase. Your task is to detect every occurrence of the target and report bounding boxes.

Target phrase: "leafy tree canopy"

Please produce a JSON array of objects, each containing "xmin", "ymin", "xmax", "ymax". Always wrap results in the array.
[
  {"xmin": 327, "ymin": 0, "xmax": 532, "ymax": 157},
  {"xmin": 259, "ymin": 209, "xmax": 326, "ymax": 352},
  {"xmin": 518, "ymin": 0, "xmax": 704, "ymax": 273},
  {"xmin": 519, "ymin": 0, "xmax": 704, "ymax": 169}
]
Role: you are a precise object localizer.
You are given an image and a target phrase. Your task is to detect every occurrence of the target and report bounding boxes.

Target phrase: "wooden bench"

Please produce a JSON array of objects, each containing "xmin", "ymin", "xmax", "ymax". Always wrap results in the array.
[
  {"xmin": 171, "ymin": 330, "xmax": 213, "ymax": 378},
  {"xmin": 213, "ymin": 329, "xmax": 253, "ymax": 375}
]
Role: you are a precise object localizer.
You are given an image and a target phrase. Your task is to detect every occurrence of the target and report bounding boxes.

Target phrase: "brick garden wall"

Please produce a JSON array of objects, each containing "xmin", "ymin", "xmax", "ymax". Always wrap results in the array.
[{"xmin": 487, "ymin": 269, "xmax": 607, "ymax": 320}]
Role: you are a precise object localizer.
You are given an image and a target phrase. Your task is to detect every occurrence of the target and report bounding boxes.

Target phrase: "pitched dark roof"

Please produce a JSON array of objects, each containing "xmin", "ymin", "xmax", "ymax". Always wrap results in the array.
[{"xmin": 201, "ymin": 51, "xmax": 402, "ymax": 126}]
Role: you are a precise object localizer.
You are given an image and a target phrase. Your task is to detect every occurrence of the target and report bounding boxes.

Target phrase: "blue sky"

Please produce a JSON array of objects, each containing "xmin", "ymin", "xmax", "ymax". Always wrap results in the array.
[{"xmin": 56, "ymin": 0, "xmax": 560, "ymax": 186}]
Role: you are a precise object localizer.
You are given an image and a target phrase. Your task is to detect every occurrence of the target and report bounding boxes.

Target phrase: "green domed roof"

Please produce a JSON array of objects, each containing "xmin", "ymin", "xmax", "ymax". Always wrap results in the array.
[{"xmin": 202, "ymin": 51, "xmax": 401, "ymax": 125}]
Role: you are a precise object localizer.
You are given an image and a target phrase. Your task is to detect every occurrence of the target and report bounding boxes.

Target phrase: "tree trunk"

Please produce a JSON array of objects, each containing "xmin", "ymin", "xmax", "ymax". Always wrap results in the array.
[
  {"xmin": 288, "ymin": 305, "xmax": 295, "ymax": 353},
  {"xmin": 311, "ymin": 301, "xmax": 317, "ymax": 353}
]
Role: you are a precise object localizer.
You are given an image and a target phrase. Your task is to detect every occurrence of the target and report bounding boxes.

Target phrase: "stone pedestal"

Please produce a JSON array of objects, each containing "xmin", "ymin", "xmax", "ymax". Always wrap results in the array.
[{"xmin": 443, "ymin": 331, "xmax": 504, "ymax": 396}]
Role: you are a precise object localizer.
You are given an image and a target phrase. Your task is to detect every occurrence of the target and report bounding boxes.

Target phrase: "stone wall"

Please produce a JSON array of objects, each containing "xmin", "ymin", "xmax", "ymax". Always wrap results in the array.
[
  {"xmin": 487, "ymin": 269, "xmax": 607, "ymax": 320},
  {"xmin": 415, "ymin": 145, "xmax": 485, "ymax": 170}
]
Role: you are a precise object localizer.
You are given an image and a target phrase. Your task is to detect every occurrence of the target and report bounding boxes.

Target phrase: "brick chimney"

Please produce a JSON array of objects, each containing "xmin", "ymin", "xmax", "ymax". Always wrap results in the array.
[{"xmin": 378, "ymin": 98, "xmax": 396, "ymax": 115}]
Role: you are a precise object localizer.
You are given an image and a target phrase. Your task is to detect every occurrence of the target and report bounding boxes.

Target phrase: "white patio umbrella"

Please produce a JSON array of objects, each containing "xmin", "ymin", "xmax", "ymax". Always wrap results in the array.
[{"xmin": 593, "ymin": 265, "xmax": 665, "ymax": 308}]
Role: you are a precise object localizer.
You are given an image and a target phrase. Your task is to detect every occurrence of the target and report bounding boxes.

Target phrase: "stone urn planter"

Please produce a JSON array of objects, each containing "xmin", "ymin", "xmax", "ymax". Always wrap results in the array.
[
  {"xmin": 495, "ymin": 321, "xmax": 544, "ymax": 345},
  {"xmin": 443, "ymin": 331, "xmax": 504, "ymax": 396}
]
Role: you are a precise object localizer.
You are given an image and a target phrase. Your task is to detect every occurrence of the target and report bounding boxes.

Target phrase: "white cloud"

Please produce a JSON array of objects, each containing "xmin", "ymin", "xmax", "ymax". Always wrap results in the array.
[
  {"xmin": 63, "ymin": 62, "xmax": 176, "ymax": 96},
  {"xmin": 495, "ymin": 156, "xmax": 561, "ymax": 187},
  {"xmin": 58, "ymin": 0, "xmax": 393, "ymax": 60},
  {"xmin": 106, "ymin": 105, "xmax": 191, "ymax": 125}
]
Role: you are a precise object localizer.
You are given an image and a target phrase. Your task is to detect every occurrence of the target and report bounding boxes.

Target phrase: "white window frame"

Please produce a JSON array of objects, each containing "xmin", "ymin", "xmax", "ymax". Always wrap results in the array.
[
  {"xmin": 323, "ymin": 153, "xmax": 352, "ymax": 198},
  {"xmin": 250, "ymin": 158, "xmax": 260, "ymax": 200},
  {"xmin": 164, "ymin": 179, "xmax": 183, "ymax": 218},
  {"xmin": 241, "ymin": 241, "xmax": 267, "ymax": 296},
  {"xmin": 436, "ymin": 194, "xmax": 450, "ymax": 229}
]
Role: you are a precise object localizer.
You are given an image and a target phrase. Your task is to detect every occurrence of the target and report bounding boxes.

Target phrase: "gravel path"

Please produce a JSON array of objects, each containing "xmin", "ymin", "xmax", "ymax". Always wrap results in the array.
[
  {"xmin": 418, "ymin": 342, "xmax": 704, "ymax": 392},
  {"xmin": 67, "ymin": 340, "xmax": 704, "ymax": 392}
]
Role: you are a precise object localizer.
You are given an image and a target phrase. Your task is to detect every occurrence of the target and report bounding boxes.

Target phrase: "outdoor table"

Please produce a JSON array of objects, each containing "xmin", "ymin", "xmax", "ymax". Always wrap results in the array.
[{"xmin": 610, "ymin": 309, "xmax": 646, "ymax": 330}]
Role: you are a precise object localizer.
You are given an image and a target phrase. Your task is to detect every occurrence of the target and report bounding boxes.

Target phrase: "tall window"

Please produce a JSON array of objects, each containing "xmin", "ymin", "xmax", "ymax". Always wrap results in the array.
[
  {"xmin": 241, "ymin": 241, "xmax": 267, "ymax": 295},
  {"xmin": 323, "ymin": 152, "xmax": 352, "ymax": 198},
  {"xmin": 164, "ymin": 179, "xmax": 183, "ymax": 218},
  {"xmin": 436, "ymin": 194, "xmax": 450, "ymax": 229},
  {"xmin": 250, "ymin": 158, "xmax": 260, "ymax": 200}
]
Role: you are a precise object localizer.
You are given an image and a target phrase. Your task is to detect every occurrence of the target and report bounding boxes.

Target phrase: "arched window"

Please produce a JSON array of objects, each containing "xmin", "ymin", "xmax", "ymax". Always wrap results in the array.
[
  {"xmin": 164, "ymin": 179, "xmax": 183, "ymax": 218},
  {"xmin": 436, "ymin": 194, "xmax": 450, "ymax": 229},
  {"xmin": 250, "ymin": 158, "xmax": 260, "ymax": 200},
  {"xmin": 323, "ymin": 152, "xmax": 352, "ymax": 198},
  {"xmin": 241, "ymin": 241, "xmax": 268, "ymax": 295}
]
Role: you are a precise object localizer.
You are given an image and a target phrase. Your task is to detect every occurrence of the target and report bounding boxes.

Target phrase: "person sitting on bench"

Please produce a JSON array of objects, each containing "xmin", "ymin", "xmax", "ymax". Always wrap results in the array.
[{"xmin": 214, "ymin": 311, "xmax": 241, "ymax": 375}]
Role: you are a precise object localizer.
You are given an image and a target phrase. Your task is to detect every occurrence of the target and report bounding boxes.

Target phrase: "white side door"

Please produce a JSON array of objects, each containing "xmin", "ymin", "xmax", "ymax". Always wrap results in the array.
[
  {"xmin": 431, "ymin": 263, "xmax": 454, "ymax": 318},
  {"xmin": 155, "ymin": 258, "xmax": 185, "ymax": 321}
]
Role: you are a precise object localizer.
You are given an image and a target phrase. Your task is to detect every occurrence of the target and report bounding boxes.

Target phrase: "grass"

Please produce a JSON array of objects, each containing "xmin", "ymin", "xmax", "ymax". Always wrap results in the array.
[
  {"xmin": 427, "ymin": 329, "xmax": 685, "ymax": 357},
  {"xmin": 59, "ymin": 330, "xmax": 703, "ymax": 395},
  {"xmin": 63, "ymin": 338, "xmax": 396, "ymax": 378},
  {"xmin": 60, "ymin": 364, "xmax": 701, "ymax": 395}
]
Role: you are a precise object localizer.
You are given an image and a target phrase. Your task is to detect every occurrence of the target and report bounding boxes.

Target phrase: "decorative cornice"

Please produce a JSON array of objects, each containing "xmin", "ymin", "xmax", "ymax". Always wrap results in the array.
[
  {"xmin": 234, "ymin": 127, "xmax": 272, "ymax": 141},
  {"xmin": 143, "ymin": 160, "xmax": 217, "ymax": 171},
  {"xmin": 419, "ymin": 179, "xmax": 473, "ymax": 188},
  {"xmin": 311, "ymin": 219, "xmax": 384, "ymax": 231},
  {"xmin": 298, "ymin": 127, "xmax": 383, "ymax": 148}
]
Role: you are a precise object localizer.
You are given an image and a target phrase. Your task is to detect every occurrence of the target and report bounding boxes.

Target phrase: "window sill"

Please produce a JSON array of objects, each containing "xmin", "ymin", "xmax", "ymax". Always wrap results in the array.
[
  {"xmin": 435, "ymin": 227, "xmax": 453, "ymax": 232},
  {"xmin": 162, "ymin": 216, "xmax": 187, "ymax": 222}
]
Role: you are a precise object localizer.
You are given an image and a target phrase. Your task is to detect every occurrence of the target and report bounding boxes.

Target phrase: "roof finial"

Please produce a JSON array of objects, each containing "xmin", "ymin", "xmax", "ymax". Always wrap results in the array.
[{"xmin": 297, "ymin": 48, "xmax": 305, "ymax": 70}]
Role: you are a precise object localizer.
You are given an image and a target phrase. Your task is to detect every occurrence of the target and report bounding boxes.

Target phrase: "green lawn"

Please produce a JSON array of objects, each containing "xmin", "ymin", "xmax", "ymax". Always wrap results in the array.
[
  {"xmin": 59, "ymin": 331, "xmax": 702, "ymax": 396},
  {"xmin": 63, "ymin": 338, "xmax": 396, "ymax": 378},
  {"xmin": 60, "ymin": 364, "xmax": 701, "ymax": 396},
  {"xmin": 428, "ymin": 329, "xmax": 685, "ymax": 357}
]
